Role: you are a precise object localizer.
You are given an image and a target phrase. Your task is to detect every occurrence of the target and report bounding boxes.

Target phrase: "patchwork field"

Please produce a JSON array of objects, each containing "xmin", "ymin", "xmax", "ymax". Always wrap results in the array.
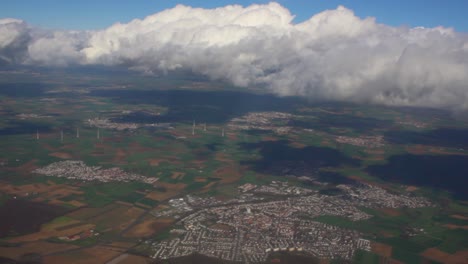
[
  {"xmin": 371, "ymin": 242, "xmax": 392, "ymax": 257},
  {"xmin": 82, "ymin": 204, "xmax": 145, "ymax": 233},
  {"xmin": 124, "ymin": 217, "xmax": 174, "ymax": 238},
  {"xmin": 0, "ymin": 241, "xmax": 79, "ymax": 260},
  {"xmin": 145, "ymin": 182, "xmax": 187, "ymax": 201},
  {"xmin": 43, "ymin": 245, "xmax": 126, "ymax": 264},
  {"xmin": 0, "ymin": 71, "xmax": 467, "ymax": 264}
]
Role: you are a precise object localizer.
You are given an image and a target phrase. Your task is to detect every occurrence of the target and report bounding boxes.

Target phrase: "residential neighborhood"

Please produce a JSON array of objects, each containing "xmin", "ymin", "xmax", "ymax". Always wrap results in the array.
[{"xmin": 149, "ymin": 181, "xmax": 431, "ymax": 263}]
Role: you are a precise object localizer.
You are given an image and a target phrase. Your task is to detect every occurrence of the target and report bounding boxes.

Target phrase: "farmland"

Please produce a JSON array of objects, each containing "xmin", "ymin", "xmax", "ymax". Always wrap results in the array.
[{"xmin": 0, "ymin": 68, "xmax": 467, "ymax": 263}]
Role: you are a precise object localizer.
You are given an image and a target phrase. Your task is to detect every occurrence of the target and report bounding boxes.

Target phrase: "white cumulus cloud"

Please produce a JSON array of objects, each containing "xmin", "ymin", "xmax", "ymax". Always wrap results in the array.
[{"xmin": 0, "ymin": 3, "xmax": 468, "ymax": 110}]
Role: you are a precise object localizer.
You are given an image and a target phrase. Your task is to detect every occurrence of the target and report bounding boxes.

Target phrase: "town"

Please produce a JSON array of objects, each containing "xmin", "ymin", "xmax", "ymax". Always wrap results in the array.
[
  {"xmin": 33, "ymin": 160, "xmax": 159, "ymax": 184},
  {"xmin": 228, "ymin": 112, "xmax": 294, "ymax": 135},
  {"xmin": 87, "ymin": 117, "xmax": 172, "ymax": 131},
  {"xmin": 334, "ymin": 135, "xmax": 385, "ymax": 148},
  {"xmin": 149, "ymin": 181, "xmax": 431, "ymax": 263},
  {"xmin": 16, "ymin": 113, "xmax": 53, "ymax": 119},
  {"xmin": 397, "ymin": 120, "xmax": 428, "ymax": 128}
]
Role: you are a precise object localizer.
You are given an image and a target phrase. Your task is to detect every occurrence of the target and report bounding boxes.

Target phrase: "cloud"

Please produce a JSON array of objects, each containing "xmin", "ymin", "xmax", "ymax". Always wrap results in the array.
[
  {"xmin": 27, "ymin": 30, "xmax": 89, "ymax": 66},
  {"xmin": 0, "ymin": 3, "xmax": 468, "ymax": 110},
  {"xmin": 0, "ymin": 18, "xmax": 31, "ymax": 64}
]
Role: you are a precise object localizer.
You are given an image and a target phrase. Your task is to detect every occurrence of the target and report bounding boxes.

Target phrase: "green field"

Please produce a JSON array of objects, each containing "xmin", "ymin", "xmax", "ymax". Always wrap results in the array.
[{"xmin": 0, "ymin": 69, "xmax": 467, "ymax": 264}]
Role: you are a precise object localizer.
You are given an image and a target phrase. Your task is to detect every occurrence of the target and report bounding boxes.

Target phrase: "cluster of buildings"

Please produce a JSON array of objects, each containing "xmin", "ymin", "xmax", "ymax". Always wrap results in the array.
[
  {"xmin": 397, "ymin": 120, "xmax": 428, "ymax": 128},
  {"xmin": 88, "ymin": 118, "xmax": 138, "ymax": 130},
  {"xmin": 151, "ymin": 198, "xmax": 193, "ymax": 218},
  {"xmin": 17, "ymin": 113, "xmax": 52, "ymax": 119},
  {"xmin": 228, "ymin": 112, "xmax": 294, "ymax": 135},
  {"xmin": 151, "ymin": 193, "xmax": 265, "ymax": 219},
  {"xmin": 334, "ymin": 135, "xmax": 385, "ymax": 148},
  {"xmin": 58, "ymin": 229, "xmax": 99, "ymax": 241},
  {"xmin": 149, "ymin": 181, "xmax": 431, "ymax": 263},
  {"xmin": 33, "ymin": 160, "xmax": 158, "ymax": 184},
  {"xmin": 337, "ymin": 184, "xmax": 432, "ymax": 208},
  {"xmin": 250, "ymin": 181, "xmax": 315, "ymax": 196},
  {"xmin": 87, "ymin": 117, "xmax": 172, "ymax": 131},
  {"xmin": 152, "ymin": 218, "xmax": 368, "ymax": 263}
]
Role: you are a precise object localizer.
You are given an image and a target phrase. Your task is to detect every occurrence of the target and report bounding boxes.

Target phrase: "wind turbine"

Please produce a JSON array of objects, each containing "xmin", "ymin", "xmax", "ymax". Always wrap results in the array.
[{"xmin": 192, "ymin": 120, "xmax": 195, "ymax": 136}]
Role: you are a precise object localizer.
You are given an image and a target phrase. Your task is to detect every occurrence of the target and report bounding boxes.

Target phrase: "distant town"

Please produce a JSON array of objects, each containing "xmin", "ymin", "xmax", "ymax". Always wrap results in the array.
[
  {"xmin": 335, "ymin": 135, "xmax": 385, "ymax": 148},
  {"xmin": 87, "ymin": 117, "xmax": 173, "ymax": 131},
  {"xmin": 33, "ymin": 160, "xmax": 159, "ymax": 184},
  {"xmin": 228, "ymin": 112, "xmax": 293, "ymax": 135},
  {"xmin": 16, "ymin": 113, "xmax": 53, "ymax": 119}
]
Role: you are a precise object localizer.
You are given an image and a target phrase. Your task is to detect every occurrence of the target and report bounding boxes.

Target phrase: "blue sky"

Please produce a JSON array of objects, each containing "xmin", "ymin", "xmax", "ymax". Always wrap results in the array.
[{"xmin": 1, "ymin": 0, "xmax": 467, "ymax": 32}]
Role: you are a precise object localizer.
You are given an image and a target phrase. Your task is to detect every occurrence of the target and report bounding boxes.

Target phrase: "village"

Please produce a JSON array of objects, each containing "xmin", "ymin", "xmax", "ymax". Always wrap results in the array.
[
  {"xmin": 149, "ymin": 181, "xmax": 431, "ymax": 263},
  {"xmin": 228, "ymin": 112, "xmax": 294, "ymax": 135},
  {"xmin": 16, "ymin": 113, "xmax": 53, "ymax": 119},
  {"xmin": 33, "ymin": 160, "xmax": 159, "ymax": 184},
  {"xmin": 334, "ymin": 135, "xmax": 385, "ymax": 148},
  {"xmin": 397, "ymin": 120, "xmax": 428, "ymax": 128},
  {"xmin": 87, "ymin": 117, "xmax": 172, "ymax": 131}
]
